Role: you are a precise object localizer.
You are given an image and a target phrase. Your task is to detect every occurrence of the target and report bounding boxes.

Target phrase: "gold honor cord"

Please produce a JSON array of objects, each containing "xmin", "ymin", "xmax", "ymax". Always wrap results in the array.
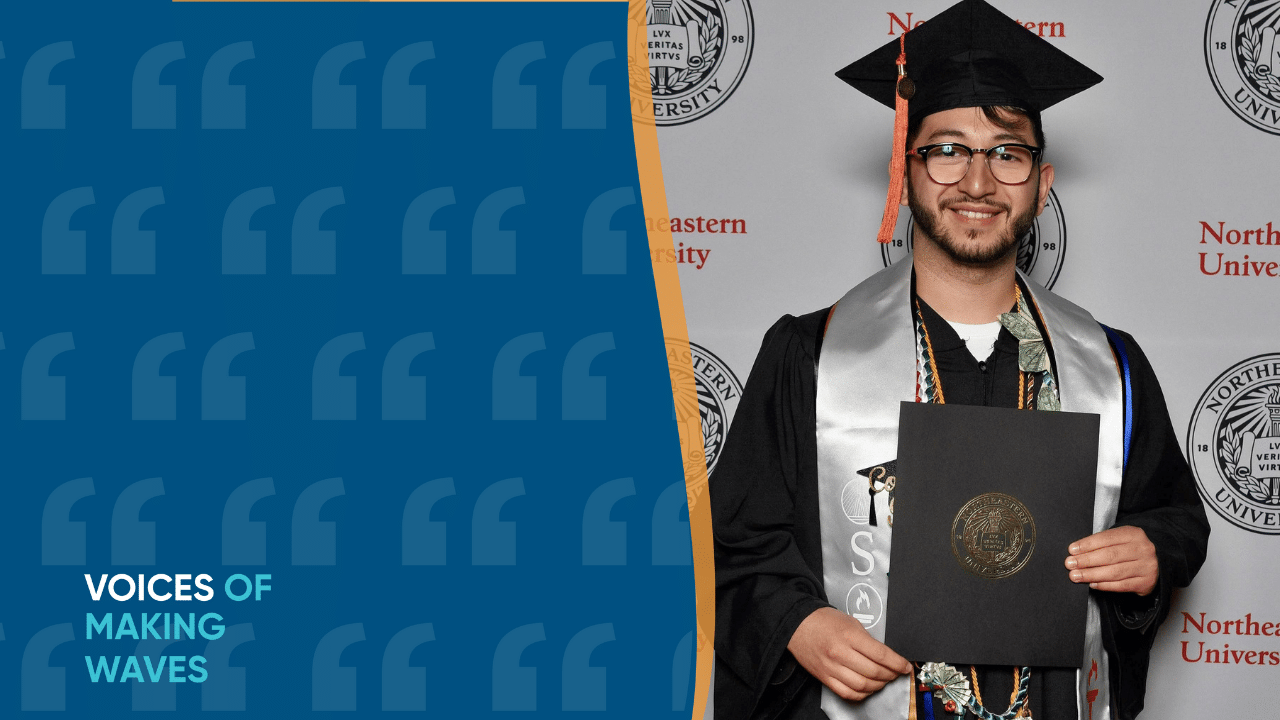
[
  {"xmin": 970, "ymin": 666, "xmax": 1030, "ymax": 719},
  {"xmin": 916, "ymin": 287, "xmax": 1032, "ymax": 409}
]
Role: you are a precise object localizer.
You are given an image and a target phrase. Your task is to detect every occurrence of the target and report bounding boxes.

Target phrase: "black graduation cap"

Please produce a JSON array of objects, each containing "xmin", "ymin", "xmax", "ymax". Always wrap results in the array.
[
  {"xmin": 837, "ymin": 0, "xmax": 1102, "ymax": 244},
  {"xmin": 836, "ymin": 0, "xmax": 1103, "ymax": 120}
]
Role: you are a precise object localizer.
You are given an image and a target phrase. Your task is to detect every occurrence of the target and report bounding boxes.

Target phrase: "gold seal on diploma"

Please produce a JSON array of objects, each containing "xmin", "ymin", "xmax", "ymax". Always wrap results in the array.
[{"xmin": 951, "ymin": 492, "xmax": 1037, "ymax": 579}]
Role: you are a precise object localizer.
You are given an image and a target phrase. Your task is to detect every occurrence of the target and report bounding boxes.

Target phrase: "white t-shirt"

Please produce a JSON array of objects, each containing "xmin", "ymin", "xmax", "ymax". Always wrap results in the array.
[{"xmin": 944, "ymin": 319, "xmax": 1003, "ymax": 364}]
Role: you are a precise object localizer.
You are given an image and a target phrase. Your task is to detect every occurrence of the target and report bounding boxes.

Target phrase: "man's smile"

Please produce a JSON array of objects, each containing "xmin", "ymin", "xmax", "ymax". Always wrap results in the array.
[
  {"xmin": 952, "ymin": 208, "xmax": 1000, "ymax": 221},
  {"xmin": 942, "ymin": 201, "xmax": 1008, "ymax": 226}
]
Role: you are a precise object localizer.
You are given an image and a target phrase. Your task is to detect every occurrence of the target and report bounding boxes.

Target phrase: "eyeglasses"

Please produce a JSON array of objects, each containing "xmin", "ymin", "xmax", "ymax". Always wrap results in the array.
[{"xmin": 909, "ymin": 142, "xmax": 1043, "ymax": 185}]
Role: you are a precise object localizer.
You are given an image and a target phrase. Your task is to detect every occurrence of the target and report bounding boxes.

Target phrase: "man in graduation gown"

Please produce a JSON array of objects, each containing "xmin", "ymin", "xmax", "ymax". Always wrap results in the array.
[{"xmin": 710, "ymin": 2, "xmax": 1210, "ymax": 719}]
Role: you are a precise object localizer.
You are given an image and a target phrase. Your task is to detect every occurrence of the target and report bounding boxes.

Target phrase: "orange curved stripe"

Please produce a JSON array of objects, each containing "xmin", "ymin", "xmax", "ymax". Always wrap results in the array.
[{"xmin": 627, "ymin": 1, "xmax": 713, "ymax": 718}]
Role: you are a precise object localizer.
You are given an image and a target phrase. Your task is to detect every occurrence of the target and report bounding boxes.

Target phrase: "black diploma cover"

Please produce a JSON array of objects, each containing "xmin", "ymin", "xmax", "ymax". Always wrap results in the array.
[{"xmin": 884, "ymin": 402, "xmax": 1099, "ymax": 667}]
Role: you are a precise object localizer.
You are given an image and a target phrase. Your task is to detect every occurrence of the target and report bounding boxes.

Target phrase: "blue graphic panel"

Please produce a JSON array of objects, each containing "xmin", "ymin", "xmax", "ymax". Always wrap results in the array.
[{"xmin": 0, "ymin": 1, "xmax": 692, "ymax": 716}]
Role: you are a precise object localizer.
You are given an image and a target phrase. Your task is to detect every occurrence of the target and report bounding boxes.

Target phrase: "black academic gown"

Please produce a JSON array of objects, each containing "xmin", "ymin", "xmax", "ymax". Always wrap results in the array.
[{"xmin": 711, "ymin": 297, "xmax": 1210, "ymax": 720}]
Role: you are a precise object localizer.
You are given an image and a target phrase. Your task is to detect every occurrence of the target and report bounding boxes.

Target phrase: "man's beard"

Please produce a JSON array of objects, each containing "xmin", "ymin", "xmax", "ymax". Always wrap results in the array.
[{"xmin": 907, "ymin": 181, "xmax": 1038, "ymax": 266}]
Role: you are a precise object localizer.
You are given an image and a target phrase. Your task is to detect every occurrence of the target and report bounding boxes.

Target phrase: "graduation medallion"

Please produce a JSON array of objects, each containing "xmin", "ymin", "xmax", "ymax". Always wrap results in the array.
[
  {"xmin": 896, "ymin": 76, "xmax": 915, "ymax": 100},
  {"xmin": 950, "ymin": 492, "xmax": 1036, "ymax": 579}
]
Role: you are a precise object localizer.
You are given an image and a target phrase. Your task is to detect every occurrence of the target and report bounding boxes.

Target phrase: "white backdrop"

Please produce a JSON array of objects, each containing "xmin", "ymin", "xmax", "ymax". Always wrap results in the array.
[{"xmin": 652, "ymin": 0, "xmax": 1280, "ymax": 717}]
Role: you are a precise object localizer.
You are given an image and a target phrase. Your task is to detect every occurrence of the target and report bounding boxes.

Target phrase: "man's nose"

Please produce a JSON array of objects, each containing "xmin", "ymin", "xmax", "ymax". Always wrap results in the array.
[{"xmin": 959, "ymin": 152, "xmax": 998, "ymax": 198}]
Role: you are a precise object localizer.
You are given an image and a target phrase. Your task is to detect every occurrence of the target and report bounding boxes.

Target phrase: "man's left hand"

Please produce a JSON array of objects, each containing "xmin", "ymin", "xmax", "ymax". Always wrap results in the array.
[{"xmin": 1065, "ymin": 526, "xmax": 1158, "ymax": 596}]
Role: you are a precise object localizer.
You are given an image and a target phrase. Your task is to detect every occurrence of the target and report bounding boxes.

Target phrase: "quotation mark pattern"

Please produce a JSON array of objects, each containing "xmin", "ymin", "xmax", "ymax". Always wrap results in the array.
[{"xmin": 0, "ymin": 2, "xmax": 692, "ymax": 717}]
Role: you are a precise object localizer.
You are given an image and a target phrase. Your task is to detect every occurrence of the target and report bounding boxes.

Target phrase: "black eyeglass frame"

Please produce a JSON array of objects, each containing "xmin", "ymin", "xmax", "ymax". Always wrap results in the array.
[{"xmin": 907, "ymin": 142, "xmax": 1044, "ymax": 185}]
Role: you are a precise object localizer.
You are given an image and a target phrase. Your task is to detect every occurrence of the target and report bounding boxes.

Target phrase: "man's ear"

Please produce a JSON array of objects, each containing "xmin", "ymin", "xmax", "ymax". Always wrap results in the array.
[
  {"xmin": 1036, "ymin": 162, "xmax": 1055, "ymax": 216},
  {"xmin": 898, "ymin": 163, "xmax": 911, "ymax": 207}
]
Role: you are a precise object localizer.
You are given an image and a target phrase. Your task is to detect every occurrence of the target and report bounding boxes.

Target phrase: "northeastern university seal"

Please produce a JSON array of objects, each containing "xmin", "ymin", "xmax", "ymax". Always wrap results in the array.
[
  {"xmin": 666, "ymin": 338, "xmax": 743, "ymax": 506},
  {"xmin": 639, "ymin": 0, "xmax": 754, "ymax": 126},
  {"xmin": 951, "ymin": 493, "xmax": 1037, "ymax": 579},
  {"xmin": 1206, "ymin": 0, "xmax": 1280, "ymax": 135},
  {"xmin": 1188, "ymin": 353, "xmax": 1280, "ymax": 534},
  {"xmin": 884, "ymin": 189, "xmax": 1067, "ymax": 289}
]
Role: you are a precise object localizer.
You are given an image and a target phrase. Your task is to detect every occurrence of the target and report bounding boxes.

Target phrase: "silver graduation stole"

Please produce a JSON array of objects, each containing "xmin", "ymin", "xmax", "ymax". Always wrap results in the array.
[{"xmin": 814, "ymin": 260, "xmax": 1123, "ymax": 720}]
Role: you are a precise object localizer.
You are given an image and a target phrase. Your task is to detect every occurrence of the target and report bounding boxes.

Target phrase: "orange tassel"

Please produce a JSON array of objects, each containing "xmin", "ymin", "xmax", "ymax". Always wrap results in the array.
[{"xmin": 877, "ymin": 34, "xmax": 910, "ymax": 244}]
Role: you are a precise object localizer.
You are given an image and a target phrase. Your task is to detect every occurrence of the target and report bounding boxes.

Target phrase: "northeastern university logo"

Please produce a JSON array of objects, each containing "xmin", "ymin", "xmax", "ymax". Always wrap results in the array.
[
  {"xmin": 883, "ymin": 189, "xmax": 1067, "ymax": 289},
  {"xmin": 951, "ymin": 493, "xmax": 1037, "ymax": 579},
  {"xmin": 640, "ymin": 0, "xmax": 754, "ymax": 126},
  {"xmin": 1206, "ymin": 0, "xmax": 1280, "ymax": 134},
  {"xmin": 1188, "ymin": 354, "xmax": 1280, "ymax": 534},
  {"xmin": 667, "ymin": 338, "xmax": 743, "ymax": 480}
]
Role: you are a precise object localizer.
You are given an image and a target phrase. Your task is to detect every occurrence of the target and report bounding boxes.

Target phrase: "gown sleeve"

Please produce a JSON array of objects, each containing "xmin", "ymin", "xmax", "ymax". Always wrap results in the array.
[
  {"xmin": 712, "ymin": 312, "xmax": 831, "ymax": 718},
  {"xmin": 1100, "ymin": 329, "xmax": 1211, "ymax": 718}
]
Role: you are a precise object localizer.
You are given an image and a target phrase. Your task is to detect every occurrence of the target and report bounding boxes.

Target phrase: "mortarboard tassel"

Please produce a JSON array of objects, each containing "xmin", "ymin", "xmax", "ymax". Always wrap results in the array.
[
  {"xmin": 867, "ymin": 483, "xmax": 878, "ymax": 526},
  {"xmin": 876, "ymin": 34, "xmax": 912, "ymax": 244}
]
